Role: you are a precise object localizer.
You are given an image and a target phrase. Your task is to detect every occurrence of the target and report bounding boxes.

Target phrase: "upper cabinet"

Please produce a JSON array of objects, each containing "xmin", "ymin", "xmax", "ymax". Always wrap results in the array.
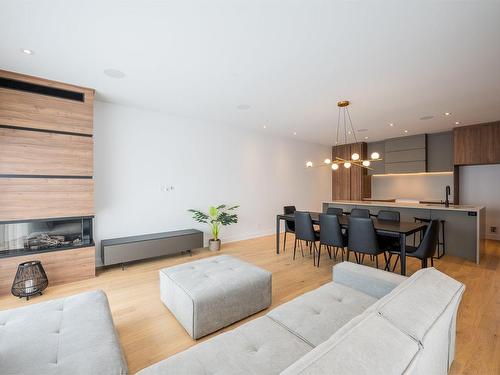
[
  {"xmin": 384, "ymin": 134, "xmax": 426, "ymax": 174},
  {"xmin": 454, "ymin": 122, "xmax": 500, "ymax": 165}
]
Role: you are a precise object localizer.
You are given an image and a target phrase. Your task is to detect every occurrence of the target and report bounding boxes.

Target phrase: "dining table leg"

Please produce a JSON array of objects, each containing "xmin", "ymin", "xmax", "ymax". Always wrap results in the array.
[
  {"xmin": 399, "ymin": 233, "xmax": 407, "ymax": 276},
  {"xmin": 276, "ymin": 216, "xmax": 281, "ymax": 254}
]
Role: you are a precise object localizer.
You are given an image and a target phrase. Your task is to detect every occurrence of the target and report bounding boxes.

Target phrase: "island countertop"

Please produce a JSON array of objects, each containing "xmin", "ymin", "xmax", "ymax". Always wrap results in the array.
[{"xmin": 326, "ymin": 200, "xmax": 484, "ymax": 212}]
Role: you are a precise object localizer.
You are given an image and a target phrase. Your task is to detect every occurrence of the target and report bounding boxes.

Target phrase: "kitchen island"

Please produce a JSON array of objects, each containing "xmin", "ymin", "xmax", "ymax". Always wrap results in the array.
[{"xmin": 323, "ymin": 200, "xmax": 486, "ymax": 263}]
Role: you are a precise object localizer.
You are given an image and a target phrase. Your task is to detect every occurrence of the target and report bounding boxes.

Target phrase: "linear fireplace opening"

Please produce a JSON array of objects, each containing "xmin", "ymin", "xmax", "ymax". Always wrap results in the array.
[{"xmin": 0, "ymin": 216, "xmax": 93, "ymax": 258}]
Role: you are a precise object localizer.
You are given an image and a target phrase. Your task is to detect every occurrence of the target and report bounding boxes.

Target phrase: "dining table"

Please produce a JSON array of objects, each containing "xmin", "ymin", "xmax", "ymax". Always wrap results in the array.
[{"xmin": 276, "ymin": 212, "xmax": 428, "ymax": 276}]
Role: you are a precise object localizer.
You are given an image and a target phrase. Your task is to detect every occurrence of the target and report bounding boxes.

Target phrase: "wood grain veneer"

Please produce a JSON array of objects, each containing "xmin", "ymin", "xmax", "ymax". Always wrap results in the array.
[
  {"xmin": 0, "ymin": 127, "xmax": 93, "ymax": 176},
  {"xmin": 0, "ymin": 70, "xmax": 94, "ymax": 135},
  {"xmin": 0, "ymin": 178, "xmax": 94, "ymax": 221},
  {"xmin": 0, "ymin": 246, "xmax": 95, "ymax": 296},
  {"xmin": 454, "ymin": 121, "xmax": 500, "ymax": 165}
]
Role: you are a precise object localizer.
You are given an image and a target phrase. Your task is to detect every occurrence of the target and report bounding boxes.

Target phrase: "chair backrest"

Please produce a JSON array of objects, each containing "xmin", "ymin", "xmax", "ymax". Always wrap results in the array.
[
  {"xmin": 326, "ymin": 207, "xmax": 343, "ymax": 216},
  {"xmin": 350, "ymin": 208, "xmax": 370, "ymax": 218},
  {"xmin": 377, "ymin": 210, "xmax": 400, "ymax": 222},
  {"xmin": 294, "ymin": 211, "xmax": 316, "ymax": 242},
  {"xmin": 348, "ymin": 217, "xmax": 379, "ymax": 255},
  {"xmin": 413, "ymin": 220, "xmax": 440, "ymax": 259},
  {"xmin": 319, "ymin": 214, "xmax": 344, "ymax": 247},
  {"xmin": 283, "ymin": 205, "xmax": 296, "ymax": 232}
]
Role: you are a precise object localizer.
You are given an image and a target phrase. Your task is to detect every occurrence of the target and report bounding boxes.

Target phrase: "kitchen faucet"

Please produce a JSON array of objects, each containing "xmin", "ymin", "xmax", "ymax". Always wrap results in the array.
[{"xmin": 445, "ymin": 185, "xmax": 451, "ymax": 207}]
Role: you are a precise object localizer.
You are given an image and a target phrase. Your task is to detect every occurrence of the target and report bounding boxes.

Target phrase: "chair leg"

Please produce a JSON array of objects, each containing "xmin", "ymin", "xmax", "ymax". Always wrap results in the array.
[
  {"xmin": 300, "ymin": 240, "xmax": 304, "ymax": 257},
  {"xmin": 375, "ymin": 255, "xmax": 379, "ymax": 269},
  {"xmin": 341, "ymin": 247, "xmax": 344, "ymax": 261},
  {"xmin": 283, "ymin": 231, "xmax": 287, "ymax": 253},
  {"xmin": 327, "ymin": 245, "xmax": 332, "ymax": 260},
  {"xmin": 316, "ymin": 243, "xmax": 321, "ymax": 267},
  {"xmin": 293, "ymin": 238, "xmax": 297, "ymax": 260},
  {"xmin": 361, "ymin": 254, "xmax": 365, "ymax": 264},
  {"xmin": 383, "ymin": 252, "xmax": 390, "ymax": 271},
  {"xmin": 431, "ymin": 257, "xmax": 434, "ymax": 267},
  {"xmin": 346, "ymin": 249, "xmax": 350, "ymax": 261},
  {"xmin": 313, "ymin": 243, "xmax": 317, "ymax": 266}
]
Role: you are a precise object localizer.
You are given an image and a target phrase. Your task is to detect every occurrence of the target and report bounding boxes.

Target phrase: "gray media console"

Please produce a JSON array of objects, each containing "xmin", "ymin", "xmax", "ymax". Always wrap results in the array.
[{"xmin": 101, "ymin": 229, "xmax": 203, "ymax": 267}]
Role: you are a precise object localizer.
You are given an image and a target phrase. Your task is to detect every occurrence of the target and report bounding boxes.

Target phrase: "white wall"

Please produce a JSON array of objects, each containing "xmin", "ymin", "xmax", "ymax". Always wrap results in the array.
[
  {"xmin": 371, "ymin": 173, "xmax": 454, "ymax": 202},
  {"xmin": 93, "ymin": 101, "xmax": 332, "ymax": 265},
  {"xmin": 460, "ymin": 164, "xmax": 500, "ymax": 240}
]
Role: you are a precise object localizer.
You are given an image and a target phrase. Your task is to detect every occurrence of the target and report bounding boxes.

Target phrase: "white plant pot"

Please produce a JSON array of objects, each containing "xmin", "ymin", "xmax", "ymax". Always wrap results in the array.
[{"xmin": 208, "ymin": 239, "xmax": 221, "ymax": 251}]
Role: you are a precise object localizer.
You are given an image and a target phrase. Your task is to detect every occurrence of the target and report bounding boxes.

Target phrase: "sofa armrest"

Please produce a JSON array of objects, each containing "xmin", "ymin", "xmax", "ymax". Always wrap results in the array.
[{"xmin": 332, "ymin": 262, "xmax": 407, "ymax": 299}]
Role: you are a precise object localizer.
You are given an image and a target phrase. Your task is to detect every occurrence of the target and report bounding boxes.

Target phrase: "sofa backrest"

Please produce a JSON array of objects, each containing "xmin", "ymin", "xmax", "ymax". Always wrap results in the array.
[{"xmin": 281, "ymin": 267, "xmax": 465, "ymax": 375}]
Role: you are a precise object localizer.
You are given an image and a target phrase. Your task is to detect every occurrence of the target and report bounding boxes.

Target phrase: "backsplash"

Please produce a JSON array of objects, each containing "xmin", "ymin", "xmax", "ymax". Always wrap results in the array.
[{"xmin": 371, "ymin": 172, "xmax": 454, "ymax": 202}]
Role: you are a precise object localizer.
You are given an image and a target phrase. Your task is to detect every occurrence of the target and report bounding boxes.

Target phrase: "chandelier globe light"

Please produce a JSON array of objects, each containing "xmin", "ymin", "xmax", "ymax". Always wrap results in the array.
[{"xmin": 305, "ymin": 100, "xmax": 382, "ymax": 171}]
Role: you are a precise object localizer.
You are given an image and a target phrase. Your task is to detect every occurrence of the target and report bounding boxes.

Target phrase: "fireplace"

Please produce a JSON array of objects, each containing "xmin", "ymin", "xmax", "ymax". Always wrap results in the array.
[{"xmin": 0, "ymin": 216, "xmax": 93, "ymax": 258}]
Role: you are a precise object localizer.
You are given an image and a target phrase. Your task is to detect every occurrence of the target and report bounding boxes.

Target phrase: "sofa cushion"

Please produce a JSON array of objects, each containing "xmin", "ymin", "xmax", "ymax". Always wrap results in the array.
[
  {"xmin": 333, "ymin": 261, "xmax": 407, "ymax": 299},
  {"xmin": 367, "ymin": 267, "xmax": 465, "ymax": 343},
  {"xmin": 280, "ymin": 313, "xmax": 420, "ymax": 375},
  {"xmin": 267, "ymin": 282, "xmax": 377, "ymax": 346},
  {"xmin": 137, "ymin": 316, "xmax": 313, "ymax": 375},
  {"xmin": 0, "ymin": 290, "xmax": 127, "ymax": 375}
]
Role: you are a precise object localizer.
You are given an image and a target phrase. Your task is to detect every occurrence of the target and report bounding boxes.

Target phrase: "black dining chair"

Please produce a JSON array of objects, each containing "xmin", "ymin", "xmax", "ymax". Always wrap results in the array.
[
  {"xmin": 347, "ymin": 217, "xmax": 388, "ymax": 268},
  {"xmin": 282, "ymin": 206, "xmax": 296, "ymax": 252},
  {"xmin": 294, "ymin": 211, "xmax": 320, "ymax": 265},
  {"xmin": 350, "ymin": 208, "xmax": 370, "ymax": 218},
  {"xmin": 386, "ymin": 220, "xmax": 440, "ymax": 271},
  {"xmin": 318, "ymin": 214, "xmax": 348, "ymax": 267},
  {"xmin": 326, "ymin": 207, "xmax": 343, "ymax": 216},
  {"xmin": 376, "ymin": 210, "xmax": 401, "ymax": 250}
]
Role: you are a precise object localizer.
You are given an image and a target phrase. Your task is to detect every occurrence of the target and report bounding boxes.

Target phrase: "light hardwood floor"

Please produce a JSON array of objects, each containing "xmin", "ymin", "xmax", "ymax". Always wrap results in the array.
[{"xmin": 0, "ymin": 235, "xmax": 498, "ymax": 374}]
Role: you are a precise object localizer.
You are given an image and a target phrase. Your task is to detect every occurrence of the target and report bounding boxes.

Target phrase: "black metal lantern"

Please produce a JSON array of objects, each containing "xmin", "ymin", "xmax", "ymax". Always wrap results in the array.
[{"xmin": 11, "ymin": 261, "xmax": 49, "ymax": 300}]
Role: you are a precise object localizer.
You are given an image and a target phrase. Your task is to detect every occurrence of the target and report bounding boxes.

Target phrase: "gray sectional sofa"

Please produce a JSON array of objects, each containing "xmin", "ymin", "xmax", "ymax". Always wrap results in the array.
[
  {"xmin": 0, "ymin": 290, "xmax": 127, "ymax": 375},
  {"xmin": 139, "ymin": 262, "xmax": 465, "ymax": 375}
]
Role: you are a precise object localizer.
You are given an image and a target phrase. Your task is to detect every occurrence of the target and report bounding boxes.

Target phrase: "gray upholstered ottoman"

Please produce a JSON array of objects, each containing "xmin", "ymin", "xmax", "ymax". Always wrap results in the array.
[{"xmin": 159, "ymin": 255, "xmax": 272, "ymax": 339}]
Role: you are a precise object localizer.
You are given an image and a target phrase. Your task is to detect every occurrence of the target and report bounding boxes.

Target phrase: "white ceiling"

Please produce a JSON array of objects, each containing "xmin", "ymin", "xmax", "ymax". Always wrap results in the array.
[{"xmin": 1, "ymin": 0, "xmax": 500, "ymax": 144}]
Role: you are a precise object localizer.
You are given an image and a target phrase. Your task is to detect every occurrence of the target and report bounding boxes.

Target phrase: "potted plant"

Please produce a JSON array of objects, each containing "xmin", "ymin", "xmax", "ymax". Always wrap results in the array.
[{"xmin": 188, "ymin": 205, "xmax": 239, "ymax": 251}]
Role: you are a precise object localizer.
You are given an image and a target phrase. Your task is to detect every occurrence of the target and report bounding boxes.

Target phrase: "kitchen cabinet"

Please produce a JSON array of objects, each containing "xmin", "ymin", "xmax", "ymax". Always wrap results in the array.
[{"xmin": 454, "ymin": 122, "xmax": 500, "ymax": 165}]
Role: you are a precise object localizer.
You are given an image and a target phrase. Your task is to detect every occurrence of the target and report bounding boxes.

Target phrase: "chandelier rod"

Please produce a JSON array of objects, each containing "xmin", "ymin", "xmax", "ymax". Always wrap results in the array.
[{"xmin": 346, "ymin": 107, "xmax": 359, "ymax": 144}]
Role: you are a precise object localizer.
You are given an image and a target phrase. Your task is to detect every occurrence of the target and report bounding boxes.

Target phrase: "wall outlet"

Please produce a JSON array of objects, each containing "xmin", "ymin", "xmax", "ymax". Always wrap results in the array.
[{"xmin": 490, "ymin": 226, "xmax": 497, "ymax": 233}]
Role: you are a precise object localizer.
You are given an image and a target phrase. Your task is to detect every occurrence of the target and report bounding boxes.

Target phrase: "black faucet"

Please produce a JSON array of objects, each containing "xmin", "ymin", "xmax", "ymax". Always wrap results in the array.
[{"xmin": 445, "ymin": 185, "xmax": 451, "ymax": 207}]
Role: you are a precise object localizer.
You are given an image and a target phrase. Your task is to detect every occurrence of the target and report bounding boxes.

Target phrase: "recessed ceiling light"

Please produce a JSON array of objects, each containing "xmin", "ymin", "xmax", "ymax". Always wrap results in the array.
[
  {"xmin": 404, "ymin": 130, "xmax": 408, "ymax": 133},
  {"xmin": 348, "ymin": 131, "xmax": 352, "ymax": 134},
  {"xmin": 389, "ymin": 123, "xmax": 394, "ymax": 127},
  {"xmin": 21, "ymin": 48, "xmax": 33, "ymax": 55},
  {"xmin": 104, "ymin": 69, "xmax": 125, "ymax": 79},
  {"xmin": 293, "ymin": 132, "xmax": 297, "ymax": 136},
  {"xmin": 455, "ymin": 121, "xmax": 460, "ymax": 125},
  {"xmin": 444, "ymin": 112, "xmax": 451, "ymax": 116},
  {"xmin": 262, "ymin": 125, "xmax": 267, "ymax": 129},
  {"xmin": 237, "ymin": 104, "xmax": 251, "ymax": 110},
  {"xmin": 419, "ymin": 115, "xmax": 434, "ymax": 120},
  {"xmin": 364, "ymin": 136, "xmax": 369, "ymax": 139}
]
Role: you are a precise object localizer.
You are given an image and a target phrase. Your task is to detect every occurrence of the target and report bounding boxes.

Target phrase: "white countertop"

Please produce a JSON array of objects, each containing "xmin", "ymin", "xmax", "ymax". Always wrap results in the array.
[{"xmin": 326, "ymin": 200, "xmax": 485, "ymax": 212}]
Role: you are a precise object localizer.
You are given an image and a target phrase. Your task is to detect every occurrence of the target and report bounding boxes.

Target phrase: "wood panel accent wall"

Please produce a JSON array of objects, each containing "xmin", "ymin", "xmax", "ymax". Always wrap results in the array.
[
  {"xmin": 454, "ymin": 121, "xmax": 500, "ymax": 165},
  {"xmin": 0, "ymin": 246, "xmax": 95, "ymax": 295},
  {"xmin": 0, "ymin": 178, "xmax": 93, "ymax": 221},
  {"xmin": 0, "ymin": 70, "xmax": 96, "ymax": 294},
  {"xmin": 0, "ymin": 127, "xmax": 93, "ymax": 176},
  {"xmin": 0, "ymin": 70, "xmax": 93, "ymax": 135},
  {"xmin": 332, "ymin": 142, "xmax": 369, "ymax": 200}
]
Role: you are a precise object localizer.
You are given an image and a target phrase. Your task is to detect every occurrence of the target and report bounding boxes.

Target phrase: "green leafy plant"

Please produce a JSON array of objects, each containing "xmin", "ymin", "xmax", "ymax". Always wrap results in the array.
[{"xmin": 188, "ymin": 205, "xmax": 239, "ymax": 241}]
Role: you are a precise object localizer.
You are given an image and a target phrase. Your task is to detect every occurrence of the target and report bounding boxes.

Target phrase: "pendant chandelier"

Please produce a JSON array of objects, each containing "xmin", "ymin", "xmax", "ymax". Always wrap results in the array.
[{"xmin": 306, "ymin": 100, "xmax": 382, "ymax": 170}]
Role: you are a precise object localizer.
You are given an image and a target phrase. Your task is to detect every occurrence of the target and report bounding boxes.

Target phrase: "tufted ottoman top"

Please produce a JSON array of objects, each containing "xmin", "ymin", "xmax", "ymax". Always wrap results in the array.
[
  {"xmin": 0, "ymin": 290, "xmax": 127, "ymax": 375},
  {"xmin": 160, "ymin": 255, "xmax": 272, "ymax": 339},
  {"xmin": 160, "ymin": 255, "xmax": 271, "ymax": 299}
]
